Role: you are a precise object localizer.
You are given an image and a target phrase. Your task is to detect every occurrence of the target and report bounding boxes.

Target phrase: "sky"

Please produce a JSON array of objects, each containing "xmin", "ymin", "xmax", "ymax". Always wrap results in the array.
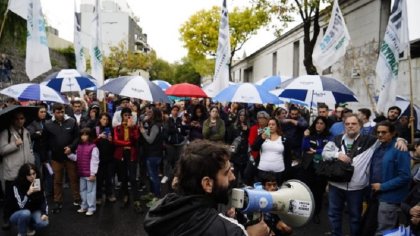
[{"xmin": 40, "ymin": 0, "xmax": 420, "ymax": 63}]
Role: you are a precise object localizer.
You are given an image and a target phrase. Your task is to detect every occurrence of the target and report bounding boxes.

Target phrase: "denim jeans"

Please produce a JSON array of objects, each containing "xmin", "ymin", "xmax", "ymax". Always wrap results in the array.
[
  {"xmin": 10, "ymin": 210, "xmax": 48, "ymax": 234},
  {"xmin": 80, "ymin": 177, "xmax": 96, "ymax": 212},
  {"xmin": 146, "ymin": 156, "xmax": 162, "ymax": 197},
  {"xmin": 376, "ymin": 202, "xmax": 400, "ymax": 234},
  {"xmin": 328, "ymin": 185, "xmax": 364, "ymax": 236}
]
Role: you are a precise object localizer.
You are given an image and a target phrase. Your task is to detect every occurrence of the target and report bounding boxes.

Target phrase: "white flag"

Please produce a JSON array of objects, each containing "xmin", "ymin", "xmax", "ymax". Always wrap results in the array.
[
  {"xmin": 312, "ymin": 0, "xmax": 350, "ymax": 71},
  {"xmin": 74, "ymin": 0, "xmax": 85, "ymax": 72},
  {"xmin": 376, "ymin": 0, "xmax": 409, "ymax": 114},
  {"xmin": 26, "ymin": 0, "xmax": 51, "ymax": 80},
  {"xmin": 7, "ymin": 0, "xmax": 28, "ymax": 19},
  {"xmin": 90, "ymin": 0, "xmax": 104, "ymax": 100},
  {"xmin": 207, "ymin": 0, "xmax": 231, "ymax": 97}
]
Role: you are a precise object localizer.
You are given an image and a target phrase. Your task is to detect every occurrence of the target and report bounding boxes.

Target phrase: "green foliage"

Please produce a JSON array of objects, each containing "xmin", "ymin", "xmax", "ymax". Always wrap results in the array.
[
  {"xmin": 179, "ymin": 5, "xmax": 270, "ymax": 76},
  {"xmin": 54, "ymin": 46, "xmax": 76, "ymax": 68},
  {"xmin": 173, "ymin": 57, "xmax": 201, "ymax": 84},
  {"xmin": 0, "ymin": 2, "xmax": 27, "ymax": 52},
  {"xmin": 149, "ymin": 58, "xmax": 174, "ymax": 82}
]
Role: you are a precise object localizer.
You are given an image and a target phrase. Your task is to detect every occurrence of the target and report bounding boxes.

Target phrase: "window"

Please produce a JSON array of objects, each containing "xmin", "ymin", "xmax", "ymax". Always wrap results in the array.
[
  {"xmin": 293, "ymin": 40, "xmax": 300, "ymax": 77},
  {"xmin": 244, "ymin": 67, "xmax": 253, "ymax": 82},
  {"xmin": 272, "ymin": 52, "xmax": 277, "ymax": 75}
]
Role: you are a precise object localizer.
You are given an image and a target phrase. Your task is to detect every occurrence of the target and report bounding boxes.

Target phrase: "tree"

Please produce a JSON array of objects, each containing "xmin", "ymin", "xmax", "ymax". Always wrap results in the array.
[
  {"xmin": 149, "ymin": 58, "xmax": 174, "ymax": 82},
  {"xmin": 179, "ymin": 5, "xmax": 270, "ymax": 77},
  {"xmin": 173, "ymin": 57, "xmax": 201, "ymax": 85},
  {"xmin": 103, "ymin": 41, "xmax": 157, "ymax": 78},
  {"xmin": 253, "ymin": 0, "xmax": 331, "ymax": 75}
]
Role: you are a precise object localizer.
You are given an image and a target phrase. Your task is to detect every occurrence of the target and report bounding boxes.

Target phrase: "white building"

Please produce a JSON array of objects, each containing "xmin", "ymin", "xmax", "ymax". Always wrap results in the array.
[
  {"xmin": 231, "ymin": 0, "xmax": 420, "ymax": 109},
  {"xmin": 80, "ymin": 0, "xmax": 150, "ymax": 56}
]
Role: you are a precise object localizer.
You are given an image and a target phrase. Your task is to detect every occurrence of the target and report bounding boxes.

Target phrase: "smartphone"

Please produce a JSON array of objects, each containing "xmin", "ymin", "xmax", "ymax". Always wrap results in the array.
[
  {"xmin": 33, "ymin": 178, "xmax": 41, "ymax": 190},
  {"xmin": 264, "ymin": 127, "xmax": 271, "ymax": 137},
  {"xmin": 104, "ymin": 127, "xmax": 111, "ymax": 136}
]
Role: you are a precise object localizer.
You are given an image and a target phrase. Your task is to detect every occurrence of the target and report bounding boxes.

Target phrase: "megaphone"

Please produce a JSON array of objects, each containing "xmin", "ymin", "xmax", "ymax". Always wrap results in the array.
[{"xmin": 231, "ymin": 179, "xmax": 315, "ymax": 227}]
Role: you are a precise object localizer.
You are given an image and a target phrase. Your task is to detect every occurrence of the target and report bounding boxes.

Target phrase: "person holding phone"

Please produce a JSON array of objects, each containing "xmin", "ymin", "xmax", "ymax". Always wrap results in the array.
[
  {"xmin": 251, "ymin": 118, "xmax": 292, "ymax": 186},
  {"xmin": 202, "ymin": 106, "xmax": 225, "ymax": 142},
  {"xmin": 5, "ymin": 163, "xmax": 48, "ymax": 235}
]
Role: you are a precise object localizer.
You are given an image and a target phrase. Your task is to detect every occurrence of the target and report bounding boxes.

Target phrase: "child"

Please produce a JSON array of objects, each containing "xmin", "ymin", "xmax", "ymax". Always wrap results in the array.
[
  {"xmin": 68, "ymin": 128, "xmax": 100, "ymax": 216},
  {"xmin": 411, "ymin": 139, "xmax": 420, "ymax": 177},
  {"xmin": 259, "ymin": 171, "xmax": 293, "ymax": 236}
]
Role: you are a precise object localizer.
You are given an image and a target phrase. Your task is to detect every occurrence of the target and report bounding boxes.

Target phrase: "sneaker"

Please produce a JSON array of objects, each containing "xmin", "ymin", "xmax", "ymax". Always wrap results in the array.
[
  {"xmin": 77, "ymin": 208, "xmax": 87, "ymax": 213},
  {"xmin": 107, "ymin": 196, "xmax": 117, "ymax": 203},
  {"xmin": 52, "ymin": 203, "xmax": 63, "ymax": 214},
  {"xmin": 161, "ymin": 176, "xmax": 169, "ymax": 184},
  {"xmin": 96, "ymin": 199, "xmax": 102, "ymax": 205},
  {"xmin": 27, "ymin": 229, "xmax": 36, "ymax": 236},
  {"xmin": 85, "ymin": 211, "xmax": 94, "ymax": 216},
  {"xmin": 73, "ymin": 200, "xmax": 81, "ymax": 206}
]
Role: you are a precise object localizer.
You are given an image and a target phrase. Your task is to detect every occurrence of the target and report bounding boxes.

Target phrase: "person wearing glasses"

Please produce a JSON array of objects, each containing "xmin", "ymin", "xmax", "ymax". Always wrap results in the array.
[
  {"xmin": 367, "ymin": 121, "xmax": 411, "ymax": 235},
  {"xmin": 0, "ymin": 111, "xmax": 34, "ymax": 229}
]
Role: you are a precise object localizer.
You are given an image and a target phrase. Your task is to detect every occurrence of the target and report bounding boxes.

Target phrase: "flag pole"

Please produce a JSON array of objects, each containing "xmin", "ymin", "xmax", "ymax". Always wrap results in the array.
[
  {"xmin": 0, "ymin": 8, "xmax": 9, "ymax": 42},
  {"xmin": 407, "ymin": 45, "xmax": 415, "ymax": 144}
]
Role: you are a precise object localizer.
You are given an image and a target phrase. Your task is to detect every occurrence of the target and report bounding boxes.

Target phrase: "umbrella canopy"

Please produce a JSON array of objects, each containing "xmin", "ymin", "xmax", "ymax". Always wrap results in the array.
[
  {"xmin": 1, "ymin": 83, "xmax": 69, "ymax": 104},
  {"xmin": 98, "ymin": 76, "xmax": 170, "ymax": 103},
  {"xmin": 0, "ymin": 105, "xmax": 39, "ymax": 131},
  {"xmin": 152, "ymin": 80, "xmax": 172, "ymax": 91},
  {"xmin": 44, "ymin": 69, "xmax": 97, "ymax": 92},
  {"xmin": 255, "ymin": 75, "xmax": 289, "ymax": 91},
  {"xmin": 278, "ymin": 75, "xmax": 358, "ymax": 104},
  {"xmin": 213, "ymin": 83, "xmax": 283, "ymax": 104},
  {"xmin": 165, "ymin": 83, "xmax": 207, "ymax": 98}
]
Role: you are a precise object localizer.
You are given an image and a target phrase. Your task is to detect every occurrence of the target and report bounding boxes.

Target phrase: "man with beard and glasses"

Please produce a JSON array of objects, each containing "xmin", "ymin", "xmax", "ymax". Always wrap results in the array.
[{"xmin": 144, "ymin": 139, "xmax": 271, "ymax": 236}]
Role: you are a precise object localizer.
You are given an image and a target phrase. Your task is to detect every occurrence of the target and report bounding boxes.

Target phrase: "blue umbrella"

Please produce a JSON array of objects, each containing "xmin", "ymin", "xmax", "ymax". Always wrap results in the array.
[
  {"xmin": 0, "ymin": 83, "xmax": 69, "ymax": 104},
  {"xmin": 278, "ymin": 75, "xmax": 358, "ymax": 104},
  {"xmin": 213, "ymin": 83, "xmax": 283, "ymax": 104},
  {"xmin": 98, "ymin": 76, "xmax": 170, "ymax": 103},
  {"xmin": 44, "ymin": 69, "xmax": 96, "ymax": 92},
  {"xmin": 255, "ymin": 75, "xmax": 286, "ymax": 90},
  {"xmin": 152, "ymin": 80, "xmax": 172, "ymax": 91}
]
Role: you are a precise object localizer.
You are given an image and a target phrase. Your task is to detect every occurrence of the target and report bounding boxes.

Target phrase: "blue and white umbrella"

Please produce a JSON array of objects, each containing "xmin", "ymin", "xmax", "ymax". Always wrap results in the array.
[
  {"xmin": 0, "ymin": 83, "xmax": 69, "ymax": 104},
  {"xmin": 278, "ymin": 75, "xmax": 358, "ymax": 104},
  {"xmin": 255, "ymin": 75, "xmax": 291, "ymax": 90},
  {"xmin": 152, "ymin": 80, "xmax": 172, "ymax": 91},
  {"xmin": 44, "ymin": 69, "xmax": 96, "ymax": 92},
  {"xmin": 213, "ymin": 83, "xmax": 283, "ymax": 104},
  {"xmin": 99, "ymin": 76, "xmax": 170, "ymax": 103}
]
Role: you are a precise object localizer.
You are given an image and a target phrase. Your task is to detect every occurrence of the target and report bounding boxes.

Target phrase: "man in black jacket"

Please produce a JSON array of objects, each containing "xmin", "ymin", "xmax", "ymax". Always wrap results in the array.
[
  {"xmin": 44, "ymin": 103, "xmax": 80, "ymax": 213},
  {"xmin": 144, "ymin": 139, "xmax": 270, "ymax": 236}
]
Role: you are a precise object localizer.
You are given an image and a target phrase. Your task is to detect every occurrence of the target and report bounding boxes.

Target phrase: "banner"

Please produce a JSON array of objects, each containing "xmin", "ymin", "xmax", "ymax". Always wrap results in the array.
[
  {"xmin": 207, "ymin": 0, "xmax": 231, "ymax": 97},
  {"xmin": 90, "ymin": 0, "xmax": 104, "ymax": 100},
  {"xmin": 74, "ymin": 0, "xmax": 86, "ymax": 72},
  {"xmin": 376, "ymin": 0, "xmax": 409, "ymax": 114},
  {"xmin": 26, "ymin": 0, "xmax": 51, "ymax": 80},
  {"xmin": 7, "ymin": 0, "xmax": 28, "ymax": 19},
  {"xmin": 313, "ymin": 0, "xmax": 350, "ymax": 71}
]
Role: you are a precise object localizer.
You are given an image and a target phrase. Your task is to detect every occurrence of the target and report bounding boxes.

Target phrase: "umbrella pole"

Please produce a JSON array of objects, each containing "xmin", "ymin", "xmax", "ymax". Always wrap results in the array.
[
  {"xmin": 0, "ymin": 8, "xmax": 9, "ymax": 42},
  {"xmin": 407, "ymin": 46, "xmax": 415, "ymax": 145}
]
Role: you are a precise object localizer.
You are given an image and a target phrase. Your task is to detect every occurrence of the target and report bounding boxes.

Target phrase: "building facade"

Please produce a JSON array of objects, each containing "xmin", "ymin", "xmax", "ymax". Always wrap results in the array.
[
  {"xmin": 231, "ymin": 0, "xmax": 420, "ymax": 109},
  {"xmin": 80, "ymin": 0, "xmax": 150, "ymax": 56}
]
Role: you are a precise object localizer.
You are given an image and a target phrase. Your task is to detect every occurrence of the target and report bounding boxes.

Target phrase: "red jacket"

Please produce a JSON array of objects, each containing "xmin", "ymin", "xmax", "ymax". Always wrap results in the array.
[
  {"xmin": 248, "ymin": 124, "xmax": 262, "ymax": 160},
  {"xmin": 113, "ymin": 125, "xmax": 139, "ymax": 161}
]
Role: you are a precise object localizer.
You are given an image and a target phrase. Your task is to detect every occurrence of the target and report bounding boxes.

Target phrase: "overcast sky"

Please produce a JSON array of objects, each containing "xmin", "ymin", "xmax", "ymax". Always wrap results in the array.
[{"xmin": 40, "ymin": 0, "xmax": 420, "ymax": 63}]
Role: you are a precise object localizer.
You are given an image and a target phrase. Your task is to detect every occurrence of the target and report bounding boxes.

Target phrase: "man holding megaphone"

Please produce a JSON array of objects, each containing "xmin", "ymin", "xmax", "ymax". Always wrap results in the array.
[{"xmin": 144, "ymin": 140, "xmax": 272, "ymax": 236}]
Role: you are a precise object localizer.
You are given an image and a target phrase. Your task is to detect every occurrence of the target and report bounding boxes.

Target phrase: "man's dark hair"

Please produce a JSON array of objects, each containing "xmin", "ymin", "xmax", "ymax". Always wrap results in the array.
[
  {"xmin": 376, "ymin": 121, "xmax": 396, "ymax": 135},
  {"xmin": 388, "ymin": 106, "xmax": 402, "ymax": 116},
  {"xmin": 175, "ymin": 140, "xmax": 230, "ymax": 195},
  {"xmin": 358, "ymin": 108, "xmax": 372, "ymax": 119},
  {"xmin": 289, "ymin": 106, "xmax": 299, "ymax": 113},
  {"xmin": 52, "ymin": 103, "xmax": 64, "ymax": 112},
  {"xmin": 318, "ymin": 103, "xmax": 329, "ymax": 110},
  {"xmin": 120, "ymin": 107, "xmax": 132, "ymax": 118}
]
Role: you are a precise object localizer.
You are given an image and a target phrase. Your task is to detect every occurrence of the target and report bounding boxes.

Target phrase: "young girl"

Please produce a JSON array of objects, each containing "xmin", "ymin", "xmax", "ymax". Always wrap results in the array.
[{"xmin": 68, "ymin": 128, "xmax": 99, "ymax": 216}]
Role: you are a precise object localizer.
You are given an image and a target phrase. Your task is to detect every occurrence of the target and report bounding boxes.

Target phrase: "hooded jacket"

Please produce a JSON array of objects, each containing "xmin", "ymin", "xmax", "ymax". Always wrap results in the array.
[{"xmin": 144, "ymin": 193, "xmax": 247, "ymax": 236}]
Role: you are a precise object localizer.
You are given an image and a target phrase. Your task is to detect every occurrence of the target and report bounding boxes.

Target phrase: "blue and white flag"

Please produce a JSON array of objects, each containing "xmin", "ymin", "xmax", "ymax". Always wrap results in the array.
[
  {"xmin": 7, "ymin": 0, "xmax": 28, "ymax": 19},
  {"xmin": 26, "ymin": 0, "xmax": 51, "ymax": 80},
  {"xmin": 90, "ymin": 0, "xmax": 104, "ymax": 100},
  {"xmin": 312, "ymin": 0, "xmax": 350, "ymax": 71},
  {"xmin": 206, "ymin": 0, "xmax": 231, "ymax": 97},
  {"xmin": 74, "ymin": 0, "xmax": 85, "ymax": 72},
  {"xmin": 376, "ymin": 0, "xmax": 409, "ymax": 114}
]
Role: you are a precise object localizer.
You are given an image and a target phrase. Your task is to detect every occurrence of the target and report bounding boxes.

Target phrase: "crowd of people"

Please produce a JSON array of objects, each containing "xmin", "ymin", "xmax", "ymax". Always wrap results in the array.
[
  {"xmin": 0, "ymin": 53, "xmax": 13, "ymax": 83},
  {"xmin": 0, "ymin": 92, "xmax": 419, "ymax": 235}
]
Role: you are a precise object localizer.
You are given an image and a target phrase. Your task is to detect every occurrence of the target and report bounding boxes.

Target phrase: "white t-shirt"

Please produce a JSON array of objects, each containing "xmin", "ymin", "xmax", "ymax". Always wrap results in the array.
[{"xmin": 258, "ymin": 136, "xmax": 285, "ymax": 173}]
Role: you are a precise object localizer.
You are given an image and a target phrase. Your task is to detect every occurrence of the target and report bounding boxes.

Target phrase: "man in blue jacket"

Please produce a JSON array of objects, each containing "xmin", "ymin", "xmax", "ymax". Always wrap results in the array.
[{"xmin": 370, "ymin": 121, "xmax": 411, "ymax": 234}]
